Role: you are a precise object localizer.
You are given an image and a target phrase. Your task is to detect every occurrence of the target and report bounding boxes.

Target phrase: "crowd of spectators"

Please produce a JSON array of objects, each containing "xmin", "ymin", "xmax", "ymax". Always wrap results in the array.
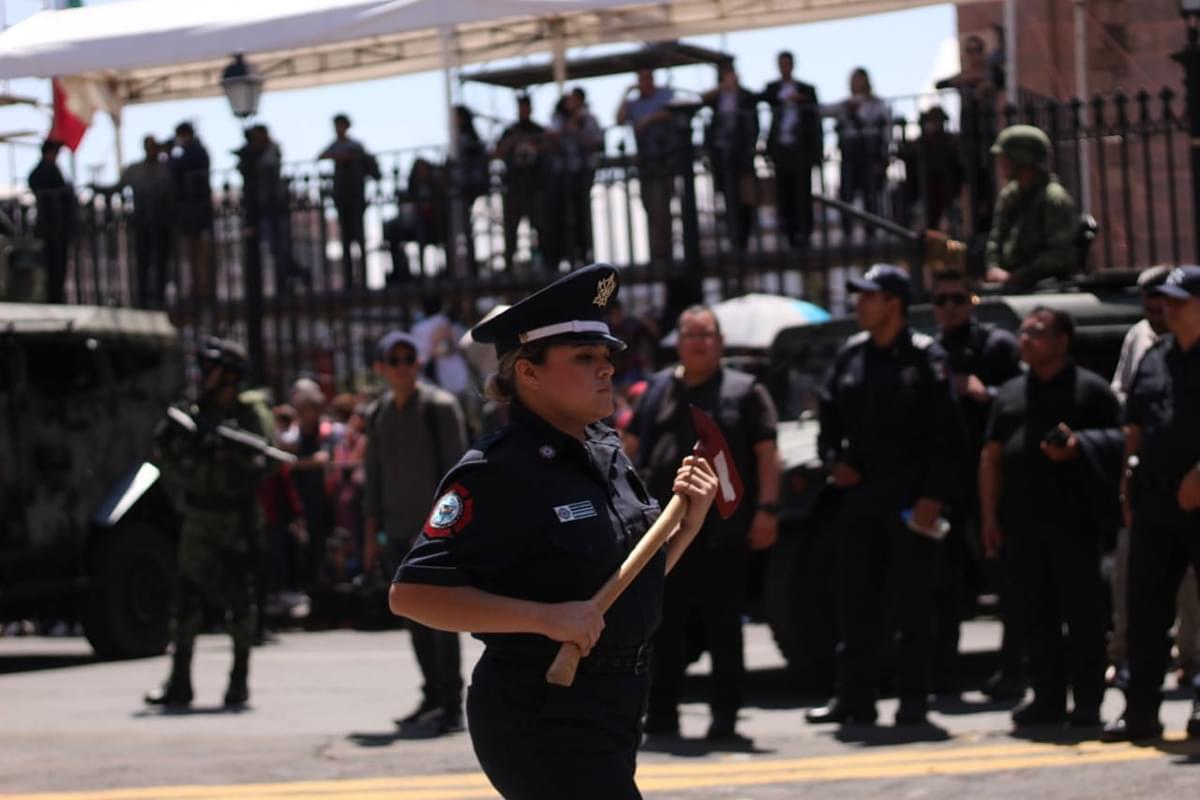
[{"xmin": 18, "ymin": 38, "xmax": 1012, "ymax": 307}]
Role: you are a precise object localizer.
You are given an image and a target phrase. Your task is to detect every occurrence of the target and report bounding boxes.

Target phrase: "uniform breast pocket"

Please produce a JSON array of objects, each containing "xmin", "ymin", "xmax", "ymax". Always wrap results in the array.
[{"xmin": 546, "ymin": 512, "xmax": 616, "ymax": 562}]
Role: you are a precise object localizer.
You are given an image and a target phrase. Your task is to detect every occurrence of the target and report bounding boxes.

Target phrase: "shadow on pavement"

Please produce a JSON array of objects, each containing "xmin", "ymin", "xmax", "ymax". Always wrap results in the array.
[
  {"xmin": 1009, "ymin": 726, "xmax": 1102, "ymax": 745},
  {"xmin": 131, "ymin": 705, "xmax": 253, "ymax": 718},
  {"xmin": 832, "ymin": 722, "xmax": 952, "ymax": 746},
  {"xmin": 345, "ymin": 729, "xmax": 465, "ymax": 748},
  {"xmin": 639, "ymin": 732, "xmax": 775, "ymax": 757},
  {"xmin": 932, "ymin": 693, "xmax": 1017, "ymax": 716},
  {"xmin": 0, "ymin": 652, "xmax": 97, "ymax": 675}
]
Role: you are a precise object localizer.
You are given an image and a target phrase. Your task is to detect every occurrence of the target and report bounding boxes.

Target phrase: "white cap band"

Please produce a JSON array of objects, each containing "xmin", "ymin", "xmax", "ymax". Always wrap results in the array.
[{"xmin": 518, "ymin": 320, "xmax": 612, "ymax": 344}]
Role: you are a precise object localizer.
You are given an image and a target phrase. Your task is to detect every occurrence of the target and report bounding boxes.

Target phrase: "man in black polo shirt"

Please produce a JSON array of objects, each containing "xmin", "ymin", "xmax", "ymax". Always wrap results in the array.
[
  {"xmin": 1105, "ymin": 266, "xmax": 1200, "ymax": 742},
  {"xmin": 626, "ymin": 304, "xmax": 780, "ymax": 741},
  {"xmin": 980, "ymin": 306, "xmax": 1120, "ymax": 729}
]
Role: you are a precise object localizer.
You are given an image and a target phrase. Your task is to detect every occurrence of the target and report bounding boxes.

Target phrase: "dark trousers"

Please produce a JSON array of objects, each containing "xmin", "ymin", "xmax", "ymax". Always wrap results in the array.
[
  {"xmin": 638, "ymin": 173, "xmax": 673, "ymax": 263},
  {"xmin": 134, "ymin": 223, "xmax": 172, "ymax": 307},
  {"xmin": 41, "ymin": 236, "xmax": 68, "ymax": 303},
  {"xmin": 839, "ymin": 158, "xmax": 884, "ymax": 237},
  {"xmin": 502, "ymin": 187, "xmax": 546, "ymax": 267},
  {"xmin": 468, "ymin": 653, "xmax": 646, "ymax": 800},
  {"xmin": 648, "ymin": 541, "xmax": 747, "ymax": 726},
  {"xmin": 1007, "ymin": 519, "xmax": 1107, "ymax": 712},
  {"xmin": 834, "ymin": 492, "xmax": 941, "ymax": 707},
  {"xmin": 408, "ymin": 619, "xmax": 463, "ymax": 715},
  {"xmin": 772, "ymin": 154, "xmax": 813, "ymax": 246},
  {"xmin": 932, "ymin": 506, "xmax": 971, "ymax": 688},
  {"xmin": 545, "ymin": 172, "xmax": 593, "ymax": 268},
  {"xmin": 713, "ymin": 159, "xmax": 754, "ymax": 252},
  {"xmin": 1126, "ymin": 496, "xmax": 1200, "ymax": 714},
  {"xmin": 335, "ymin": 203, "xmax": 365, "ymax": 288}
]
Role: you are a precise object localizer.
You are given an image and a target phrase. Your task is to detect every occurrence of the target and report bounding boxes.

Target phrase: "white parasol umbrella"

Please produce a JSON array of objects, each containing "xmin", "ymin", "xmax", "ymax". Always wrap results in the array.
[{"xmin": 662, "ymin": 293, "xmax": 831, "ymax": 350}]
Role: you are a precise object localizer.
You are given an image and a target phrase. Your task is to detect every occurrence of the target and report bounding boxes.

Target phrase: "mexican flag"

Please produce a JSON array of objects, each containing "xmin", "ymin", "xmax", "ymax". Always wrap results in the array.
[{"xmin": 47, "ymin": 1, "xmax": 97, "ymax": 151}]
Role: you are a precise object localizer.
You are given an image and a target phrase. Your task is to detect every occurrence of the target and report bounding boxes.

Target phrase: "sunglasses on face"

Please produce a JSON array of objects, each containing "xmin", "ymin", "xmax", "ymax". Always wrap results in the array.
[
  {"xmin": 387, "ymin": 353, "xmax": 418, "ymax": 367},
  {"xmin": 932, "ymin": 293, "xmax": 970, "ymax": 307}
]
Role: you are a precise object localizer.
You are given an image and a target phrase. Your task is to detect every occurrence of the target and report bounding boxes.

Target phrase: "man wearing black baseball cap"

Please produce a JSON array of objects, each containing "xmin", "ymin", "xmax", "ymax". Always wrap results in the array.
[
  {"xmin": 1108, "ymin": 265, "xmax": 1200, "ymax": 741},
  {"xmin": 808, "ymin": 264, "xmax": 967, "ymax": 727}
]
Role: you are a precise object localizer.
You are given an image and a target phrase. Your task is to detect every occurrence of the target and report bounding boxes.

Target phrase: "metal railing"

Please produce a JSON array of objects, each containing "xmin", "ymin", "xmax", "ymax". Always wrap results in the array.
[{"xmin": 2, "ymin": 84, "xmax": 1192, "ymax": 394}]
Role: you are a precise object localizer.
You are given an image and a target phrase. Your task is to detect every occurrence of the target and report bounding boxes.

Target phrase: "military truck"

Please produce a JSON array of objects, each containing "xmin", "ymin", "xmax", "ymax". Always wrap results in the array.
[
  {"xmin": 0, "ymin": 303, "xmax": 184, "ymax": 658},
  {"xmin": 755, "ymin": 287, "xmax": 1143, "ymax": 688}
]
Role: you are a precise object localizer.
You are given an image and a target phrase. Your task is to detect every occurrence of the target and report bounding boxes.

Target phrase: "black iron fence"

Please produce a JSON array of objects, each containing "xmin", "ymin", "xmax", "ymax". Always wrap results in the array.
[{"xmin": 1, "ymin": 82, "xmax": 1194, "ymax": 394}]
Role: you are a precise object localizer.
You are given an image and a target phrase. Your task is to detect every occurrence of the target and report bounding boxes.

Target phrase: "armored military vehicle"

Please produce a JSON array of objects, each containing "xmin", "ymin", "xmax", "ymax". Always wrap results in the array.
[
  {"xmin": 757, "ymin": 286, "xmax": 1143, "ymax": 688},
  {"xmin": 0, "ymin": 303, "xmax": 185, "ymax": 658}
]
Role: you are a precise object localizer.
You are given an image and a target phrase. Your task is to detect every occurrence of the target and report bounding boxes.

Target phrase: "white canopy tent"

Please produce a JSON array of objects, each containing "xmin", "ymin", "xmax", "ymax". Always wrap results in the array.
[{"xmin": 0, "ymin": 0, "xmax": 975, "ymax": 105}]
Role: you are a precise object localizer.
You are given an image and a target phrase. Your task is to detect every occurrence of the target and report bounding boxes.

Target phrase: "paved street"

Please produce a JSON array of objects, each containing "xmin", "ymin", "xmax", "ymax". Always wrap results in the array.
[{"xmin": 2, "ymin": 622, "xmax": 1198, "ymax": 799}]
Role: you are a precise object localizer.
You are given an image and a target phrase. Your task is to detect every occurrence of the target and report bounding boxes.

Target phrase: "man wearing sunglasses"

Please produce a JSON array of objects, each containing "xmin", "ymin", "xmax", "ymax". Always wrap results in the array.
[
  {"xmin": 931, "ymin": 269, "xmax": 1022, "ymax": 697},
  {"xmin": 364, "ymin": 330, "xmax": 470, "ymax": 736}
]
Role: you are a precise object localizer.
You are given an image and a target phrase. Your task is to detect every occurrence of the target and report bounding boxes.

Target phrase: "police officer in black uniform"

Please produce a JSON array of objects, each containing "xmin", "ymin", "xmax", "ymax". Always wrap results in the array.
[
  {"xmin": 388, "ymin": 264, "xmax": 719, "ymax": 799},
  {"xmin": 807, "ymin": 265, "xmax": 967, "ymax": 726},
  {"xmin": 931, "ymin": 268, "xmax": 1023, "ymax": 695},
  {"xmin": 1105, "ymin": 265, "xmax": 1200, "ymax": 742}
]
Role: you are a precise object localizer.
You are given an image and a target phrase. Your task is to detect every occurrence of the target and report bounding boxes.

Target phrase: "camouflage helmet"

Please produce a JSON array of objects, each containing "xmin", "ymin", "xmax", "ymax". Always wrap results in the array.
[
  {"xmin": 990, "ymin": 124, "xmax": 1051, "ymax": 167},
  {"xmin": 196, "ymin": 336, "xmax": 248, "ymax": 377}
]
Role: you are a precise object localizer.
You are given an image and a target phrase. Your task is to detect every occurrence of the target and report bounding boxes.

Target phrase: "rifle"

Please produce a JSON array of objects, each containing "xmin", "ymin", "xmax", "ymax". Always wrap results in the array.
[{"xmin": 164, "ymin": 406, "xmax": 297, "ymax": 464}]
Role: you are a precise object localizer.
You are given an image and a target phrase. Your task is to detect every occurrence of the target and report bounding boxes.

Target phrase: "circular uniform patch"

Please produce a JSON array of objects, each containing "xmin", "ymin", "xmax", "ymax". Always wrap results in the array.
[
  {"xmin": 423, "ymin": 484, "xmax": 474, "ymax": 538},
  {"xmin": 430, "ymin": 493, "xmax": 464, "ymax": 529}
]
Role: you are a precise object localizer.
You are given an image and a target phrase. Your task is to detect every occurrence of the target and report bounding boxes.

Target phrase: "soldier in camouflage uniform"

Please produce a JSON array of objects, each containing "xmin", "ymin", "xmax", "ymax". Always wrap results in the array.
[
  {"xmin": 985, "ymin": 124, "xmax": 1077, "ymax": 291},
  {"xmin": 145, "ymin": 337, "xmax": 274, "ymax": 709}
]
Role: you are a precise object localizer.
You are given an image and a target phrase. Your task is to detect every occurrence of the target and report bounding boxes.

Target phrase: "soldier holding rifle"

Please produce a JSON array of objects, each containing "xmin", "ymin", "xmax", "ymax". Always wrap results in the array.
[{"xmin": 144, "ymin": 337, "xmax": 281, "ymax": 710}]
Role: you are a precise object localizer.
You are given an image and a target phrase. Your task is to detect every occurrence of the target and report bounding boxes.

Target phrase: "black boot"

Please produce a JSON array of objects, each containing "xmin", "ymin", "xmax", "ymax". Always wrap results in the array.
[
  {"xmin": 1187, "ymin": 694, "xmax": 1200, "ymax": 740},
  {"xmin": 224, "ymin": 656, "xmax": 250, "ymax": 708},
  {"xmin": 145, "ymin": 652, "xmax": 193, "ymax": 708},
  {"xmin": 1101, "ymin": 706, "xmax": 1163, "ymax": 742}
]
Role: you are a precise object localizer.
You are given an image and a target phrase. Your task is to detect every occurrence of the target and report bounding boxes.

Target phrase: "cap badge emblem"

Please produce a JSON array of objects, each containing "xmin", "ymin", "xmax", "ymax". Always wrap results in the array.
[{"xmin": 593, "ymin": 274, "xmax": 616, "ymax": 308}]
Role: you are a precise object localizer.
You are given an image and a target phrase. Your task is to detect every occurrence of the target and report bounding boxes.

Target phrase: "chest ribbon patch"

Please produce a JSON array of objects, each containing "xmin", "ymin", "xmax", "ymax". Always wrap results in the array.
[
  {"xmin": 554, "ymin": 501, "xmax": 598, "ymax": 523},
  {"xmin": 423, "ymin": 484, "xmax": 474, "ymax": 538}
]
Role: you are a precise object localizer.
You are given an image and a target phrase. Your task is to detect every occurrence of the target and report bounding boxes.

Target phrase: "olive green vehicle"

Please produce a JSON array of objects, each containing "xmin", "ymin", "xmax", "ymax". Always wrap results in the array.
[
  {"xmin": 0, "ymin": 303, "xmax": 185, "ymax": 658},
  {"xmin": 753, "ymin": 285, "xmax": 1144, "ymax": 689}
]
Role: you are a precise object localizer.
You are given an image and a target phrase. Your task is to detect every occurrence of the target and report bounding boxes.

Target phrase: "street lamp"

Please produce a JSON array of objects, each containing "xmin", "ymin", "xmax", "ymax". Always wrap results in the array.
[
  {"xmin": 221, "ymin": 53, "xmax": 265, "ymax": 385},
  {"xmin": 220, "ymin": 53, "xmax": 264, "ymax": 120}
]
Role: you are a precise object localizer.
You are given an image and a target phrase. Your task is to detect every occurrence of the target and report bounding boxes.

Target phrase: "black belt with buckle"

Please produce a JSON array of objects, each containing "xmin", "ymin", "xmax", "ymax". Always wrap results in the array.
[{"xmin": 577, "ymin": 643, "xmax": 653, "ymax": 677}]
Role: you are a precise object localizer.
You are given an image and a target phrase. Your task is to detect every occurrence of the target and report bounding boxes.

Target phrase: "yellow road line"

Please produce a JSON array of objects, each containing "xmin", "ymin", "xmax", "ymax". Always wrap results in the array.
[{"xmin": 1, "ymin": 739, "xmax": 1184, "ymax": 800}]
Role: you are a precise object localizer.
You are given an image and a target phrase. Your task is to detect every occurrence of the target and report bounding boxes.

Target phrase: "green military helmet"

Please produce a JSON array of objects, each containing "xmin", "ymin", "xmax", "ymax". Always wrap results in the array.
[
  {"xmin": 196, "ymin": 335, "xmax": 249, "ymax": 378},
  {"xmin": 990, "ymin": 124, "xmax": 1051, "ymax": 167}
]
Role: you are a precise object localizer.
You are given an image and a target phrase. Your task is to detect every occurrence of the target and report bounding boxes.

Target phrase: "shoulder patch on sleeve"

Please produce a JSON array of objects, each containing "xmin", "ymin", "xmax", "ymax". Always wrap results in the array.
[
  {"xmin": 910, "ymin": 331, "xmax": 936, "ymax": 351},
  {"xmin": 423, "ymin": 483, "xmax": 474, "ymax": 538}
]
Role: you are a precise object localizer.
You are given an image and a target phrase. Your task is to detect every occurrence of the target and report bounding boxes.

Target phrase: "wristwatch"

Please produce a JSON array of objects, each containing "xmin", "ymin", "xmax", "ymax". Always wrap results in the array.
[{"xmin": 756, "ymin": 502, "xmax": 779, "ymax": 515}]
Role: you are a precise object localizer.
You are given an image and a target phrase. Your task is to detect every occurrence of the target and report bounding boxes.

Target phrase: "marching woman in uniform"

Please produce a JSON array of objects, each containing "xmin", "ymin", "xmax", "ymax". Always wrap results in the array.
[{"xmin": 389, "ymin": 264, "xmax": 718, "ymax": 799}]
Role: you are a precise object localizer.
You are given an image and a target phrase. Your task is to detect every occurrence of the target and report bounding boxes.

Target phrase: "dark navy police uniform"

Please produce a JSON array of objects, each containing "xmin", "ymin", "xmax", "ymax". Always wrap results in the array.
[
  {"xmin": 935, "ymin": 317, "xmax": 1022, "ymax": 689},
  {"xmin": 393, "ymin": 264, "xmax": 665, "ymax": 799},
  {"xmin": 1123, "ymin": 334, "xmax": 1200, "ymax": 719},
  {"xmin": 815, "ymin": 265, "xmax": 967, "ymax": 721}
]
